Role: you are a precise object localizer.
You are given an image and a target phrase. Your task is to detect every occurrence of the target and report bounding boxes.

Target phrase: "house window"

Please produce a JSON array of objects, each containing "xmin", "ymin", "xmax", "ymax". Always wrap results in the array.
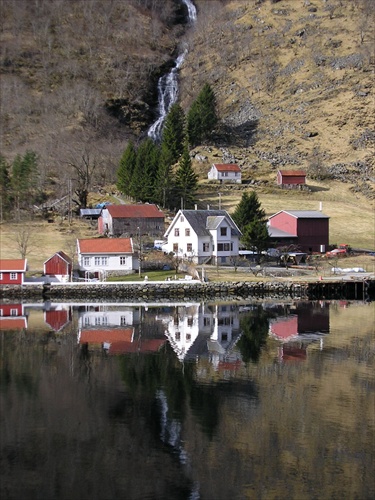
[
  {"xmin": 203, "ymin": 317, "xmax": 210, "ymax": 326},
  {"xmin": 203, "ymin": 243, "xmax": 209, "ymax": 252},
  {"xmin": 221, "ymin": 256, "xmax": 226, "ymax": 263},
  {"xmin": 84, "ymin": 317, "xmax": 90, "ymax": 326},
  {"xmin": 0, "ymin": 273, "xmax": 2, "ymax": 280},
  {"xmin": 185, "ymin": 228, "xmax": 190, "ymax": 236},
  {"xmin": 174, "ymin": 228, "xmax": 180, "ymax": 237},
  {"xmin": 95, "ymin": 257, "xmax": 108, "ymax": 266},
  {"xmin": 220, "ymin": 227, "xmax": 227, "ymax": 236},
  {"xmin": 120, "ymin": 256, "xmax": 127, "ymax": 266},
  {"xmin": 187, "ymin": 243, "xmax": 192, "ymax": 252},
  {"xmin": 11, "ymin": 309, "xmax": 18, "ymax": 316},
  {"xmin": 173, "ymin": 243, "xmax": 178, "ymax": 253},
  {"xmin": 175, "ymin": 332, "xmax": 181, "ymax": 341},
  {"xmin": 186, "ymin": 334, "xmax": 191, "ymax": 342},
  {"xmin": 187, "ymin": 317, "xmax": 193, "ymax": 326},
  {"xmin": 221, "ymin": 333, "xmax": 228, "ymax": 342},
  {"xmin": 180, "ymin": 216, "xmax": 184, "ymax": 222},
  {"xmin": 218, "ymin": 243, "xmax": 231, "ymax": 251},
  {"xmin": 10, "ymin": 273, "xmax": 17, "ymax": 280},
  {"xmin": 120, "ymin": 316, "xmax": 127, "ymax": 326},
  {"xmin": 83, "ymin": 257, "xmax": 90, "ymax": 266},
  {"xmin": 223, "ymin": 172, "xmax": 228, "ymax": 177}
]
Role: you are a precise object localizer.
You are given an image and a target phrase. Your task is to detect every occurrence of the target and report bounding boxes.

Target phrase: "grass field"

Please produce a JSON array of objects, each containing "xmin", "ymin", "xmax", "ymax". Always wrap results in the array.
[{"xmin": 0, "ymin": 179, "xmax": 374, "ymax": 273}]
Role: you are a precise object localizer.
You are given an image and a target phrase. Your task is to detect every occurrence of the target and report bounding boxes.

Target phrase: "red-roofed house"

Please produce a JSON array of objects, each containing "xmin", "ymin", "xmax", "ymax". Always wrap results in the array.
[
  {"xmin": 98, "ymin": 204, "xmax": 165, "ymax": 237},
  {"xmin": 77, "ymin": 238, "xmax": 136, "ymax": 277},
  {"xmin": 78, "ymin": 327, "xmax": 166, "ymax": 355},
  {"xmin": 208, "ymin": 164, "xmax": 242, "ymax": 184},
  {"xmin": 277, "ymin": 170, "xmax": 306, "ymax": 187},
  {"xmin": 0, "ymin": 259, "xmax": 27, "ymax": 285},
  {"xmin": 43, "ymin": 251, "xmax": 72, "ymax": 282}
]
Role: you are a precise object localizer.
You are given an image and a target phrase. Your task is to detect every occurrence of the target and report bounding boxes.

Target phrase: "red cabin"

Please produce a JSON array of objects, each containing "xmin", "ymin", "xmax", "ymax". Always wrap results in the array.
[
  {"xmin": 43, "ymin": 251, "xmax": 72, "ymax": 282},
  {"xmin": 277, "ymin": 170, "xmax": 306, "ymax": 187},
  {"xmin": 0, "ymin": 259, "xmax": 27, "ymax": 285}
]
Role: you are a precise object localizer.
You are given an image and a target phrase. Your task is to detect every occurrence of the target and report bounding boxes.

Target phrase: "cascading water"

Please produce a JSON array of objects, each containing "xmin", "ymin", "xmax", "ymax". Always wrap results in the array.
[{"xmin": 147, "ymin": 0, "xmax": 197, "ymax": 142}]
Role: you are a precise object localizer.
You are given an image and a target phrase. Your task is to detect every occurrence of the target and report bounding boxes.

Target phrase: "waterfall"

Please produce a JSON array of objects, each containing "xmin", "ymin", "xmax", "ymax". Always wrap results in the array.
[{"xmin": 147, "ymin": 0, "xmax": 197, "ymax": 142}]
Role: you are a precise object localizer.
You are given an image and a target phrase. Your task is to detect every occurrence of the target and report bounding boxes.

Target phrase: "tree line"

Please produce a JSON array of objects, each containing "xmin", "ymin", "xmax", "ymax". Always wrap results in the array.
[{"xmin": 116, "ymin": 83, "xmax": 217, "ymax": 210}]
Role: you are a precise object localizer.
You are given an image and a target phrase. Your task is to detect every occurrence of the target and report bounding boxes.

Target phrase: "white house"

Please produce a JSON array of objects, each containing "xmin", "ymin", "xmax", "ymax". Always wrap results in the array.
[
  {"xmin": 207, "ymin": 163, "xmax": 242, "ymax": 184},
  {"xmin": 76, "ymin": 238, "xmax": 136, "ymax": 279},
  {"xmin": 163, "ymin": 209, "xmax": 242, "ymax": 265}
]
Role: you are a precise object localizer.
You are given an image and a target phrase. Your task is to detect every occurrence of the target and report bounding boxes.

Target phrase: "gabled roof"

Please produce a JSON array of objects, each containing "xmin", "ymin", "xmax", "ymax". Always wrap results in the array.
[
  {"xmin": 0, "ymin": 259, "xmax": 27, "ymax": 272},
  {"xmin": 278, "ymin": 170, "xmax": 306, "ymax": 176},
  {"xmin": 212, "ymin": 163, "xmax": 241, "ymax": 172},
  {"xmin": 79, "ymin": 328, "xmax": 134, "ymax": 344},
  {"xmin": 165, "ymin": 210, "xmax": 242, "ymax": 238},
  {"xmin": 105, "ymin": 204, "xmax": 164, "ymax": 219},
  {"xmin": 77, "ymin": 238, "xmax": 133, "ymax": 254},
  {"xmin": 269, "ymin": 210, "xmax": 329, "ymax": 219},
  {"xmin": 43, "ymin": 251, "xmax": 72, "ymax": 265}
]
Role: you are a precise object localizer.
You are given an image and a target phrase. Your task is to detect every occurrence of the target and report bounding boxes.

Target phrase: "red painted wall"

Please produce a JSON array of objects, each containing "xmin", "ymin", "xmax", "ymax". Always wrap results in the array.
[
  {"xmin": 44, "ymin": 254, "xmax": 71, "ymax": 275},
  {"xmin": 0, "ymin": 304, "xmax": 23, "ymax": 316},
  {"xmin": 269, "ymin": 212, "xmax": 298, "ymax": 235},
  {"xmin": 0, "ymin": 271, "xmax": 23, "ymax": 285},
  {"xmin": 297, "ymin": 218, "xmax": 329, "ymax": 252}
]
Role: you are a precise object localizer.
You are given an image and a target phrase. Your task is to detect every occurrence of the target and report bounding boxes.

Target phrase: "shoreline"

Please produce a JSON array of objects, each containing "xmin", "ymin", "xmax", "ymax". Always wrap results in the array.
[{"xmin": 1, "ymin": 276, "xmax": 374, "ymax": 302}]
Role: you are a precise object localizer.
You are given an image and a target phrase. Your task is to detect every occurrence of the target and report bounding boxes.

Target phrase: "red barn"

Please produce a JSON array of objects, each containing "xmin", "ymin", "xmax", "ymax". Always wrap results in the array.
[
  {"xmin": 98, "ymin": 204, "xmax": 165, "ymax": 237},
  {"xmin": 268, "ymin": 210, "xmax": 329, "ymax": 253},
  {"xmin": 0, "ymin": 259, "xmax": 27, "ymax": 285},
  {"xmin": 44, "ymin": 251, "xmax": 72, "ymax": 282},
  {"xmin": 277, "ymin": 170, "xmax": 306, "ymax": 187}
]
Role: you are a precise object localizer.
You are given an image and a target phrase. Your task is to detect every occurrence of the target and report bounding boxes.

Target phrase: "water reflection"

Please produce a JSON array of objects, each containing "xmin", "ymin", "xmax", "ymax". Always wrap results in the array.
[{"xmin": 0, "ymin": 299, "xmax": 374, "ymax": 499}]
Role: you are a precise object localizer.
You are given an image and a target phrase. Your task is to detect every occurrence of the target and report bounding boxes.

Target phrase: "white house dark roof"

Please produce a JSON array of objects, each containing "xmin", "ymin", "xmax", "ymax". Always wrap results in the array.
[
  {"xmin": 270, "ymin": 210, "xmax": 329, "ymax": 219},
  {"xmin": 165, "ymin": 210, "xmax": 242, "ymax": 237}
]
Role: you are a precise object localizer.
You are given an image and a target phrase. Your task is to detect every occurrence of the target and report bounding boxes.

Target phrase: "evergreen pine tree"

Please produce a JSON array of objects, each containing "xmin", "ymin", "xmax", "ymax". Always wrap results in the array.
[
  {"xmin": 131, "ymin": 138, "xmax": 160, "ymax": 203},
  {"xmin": 117, "ymin": 141, "xmax": 136, "ymax": 198},
  {"xmin": 187, "ymin": 83, "xmax": 217, "ymax": 147},
  {"xmin": 161, "ymin": 103, "xmax": 186, "ymax": 164},
  {"xmin": 11, "ymin": 151, "xmax": 39, "ymax": 215},
  {"xmin": 0, "ymin": 155, "xmax": 12, "ymax": 219},
  {"xmin": 232, "ymin": 191, "xmax": 269, "ymax": 255},
  {"xmin": 175, "ymin": 143, "xmax": 198, "ymax": 209},
  {"xmin": 231, "ymin": 191, "xmax": 266, "ymax": 231},
  {"xmin": 154, "ymin": 144, "xmax": 177, "ymax": 210}
]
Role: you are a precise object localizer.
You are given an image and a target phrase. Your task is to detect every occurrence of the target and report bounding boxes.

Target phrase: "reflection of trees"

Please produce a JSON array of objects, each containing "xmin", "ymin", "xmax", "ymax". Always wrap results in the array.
[{"xmin": 237, "ymin": 307, "xmax": 269, "ymax": 363}]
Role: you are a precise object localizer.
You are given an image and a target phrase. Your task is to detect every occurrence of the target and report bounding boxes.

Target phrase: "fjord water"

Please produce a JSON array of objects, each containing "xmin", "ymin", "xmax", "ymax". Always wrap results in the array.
[{"xmin": 1, "ymin": 300, "xmax": 374, "ymax": 500}]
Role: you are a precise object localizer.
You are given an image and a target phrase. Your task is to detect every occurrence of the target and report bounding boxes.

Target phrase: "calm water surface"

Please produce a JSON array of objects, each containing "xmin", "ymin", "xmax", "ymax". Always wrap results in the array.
[{"xmin": 1, "ymin": 299, "xmax": 374, "ymax": 500}]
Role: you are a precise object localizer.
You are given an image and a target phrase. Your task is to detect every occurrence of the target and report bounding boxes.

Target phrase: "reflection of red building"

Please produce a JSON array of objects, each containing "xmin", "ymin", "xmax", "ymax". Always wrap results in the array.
[
  {"xmin": 79, "ymin": 328, "xmax": 166, "ymax": 355},
  {"xmin": 44, "ymin": 308, "xmax": 71, "ymax": 332},
  {"xmin": 278, "ymin": 345, "xmax": 307, "ymax": 362},
  {"xmin": 270, "ymin": 316, "xmax": 299, "ymax": 342},
  {"xmin": 0, "ymin": 303, "xmax": 27, "ymax": 330}
]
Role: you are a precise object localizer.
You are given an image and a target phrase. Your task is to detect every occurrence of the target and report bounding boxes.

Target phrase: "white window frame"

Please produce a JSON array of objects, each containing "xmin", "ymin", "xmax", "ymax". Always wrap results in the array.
[
  {"xmin": 10, "ymin": 272, "xmax": 18, "ymax": 280},
  {"xmin": 120, "ymin": 256, "xmax": 127, "ymax": 266},
  {"xmin": 83, "ymin": 257, "xmax": 90, "ymax": 266}
]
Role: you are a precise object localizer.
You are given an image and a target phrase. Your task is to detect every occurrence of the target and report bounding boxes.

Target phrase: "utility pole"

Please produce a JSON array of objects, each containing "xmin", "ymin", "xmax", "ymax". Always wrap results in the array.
[{"xmin": 137, "ymin": 227, "xmax": 141, "ymax": 276}]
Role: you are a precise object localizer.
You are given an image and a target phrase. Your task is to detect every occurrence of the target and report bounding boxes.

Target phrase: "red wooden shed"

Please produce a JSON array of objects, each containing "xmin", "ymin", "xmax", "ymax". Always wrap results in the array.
[
  {"xmin": 277, "ymin": 170, "xmax": 306, "ymax": 186},
  {"xmin": 43, "ymin": 251, "xmax": 72, "ymax": 282},
  {"xmin": 0, "ymin": 259, "xmax": 27, "ymax": 285}
]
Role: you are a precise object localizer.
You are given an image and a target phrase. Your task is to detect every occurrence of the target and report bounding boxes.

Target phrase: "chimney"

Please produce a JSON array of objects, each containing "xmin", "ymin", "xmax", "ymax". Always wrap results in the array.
[
  {"xmin": 319, "ymin": 201, "xmax": 323, "ymax": 211},
  {"xmin": 207, "ymin": 205, "xmax": 210, "ymax": 210},
  {"xmin": 194, "ymin": 204, "xmax": 197, "ymax": 210}
]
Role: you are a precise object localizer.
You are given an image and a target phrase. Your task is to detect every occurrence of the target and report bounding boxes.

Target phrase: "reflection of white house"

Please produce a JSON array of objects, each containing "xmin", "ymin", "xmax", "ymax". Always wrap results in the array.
[
  {"xmin": 77, "ymin": 238, "xmax": 137, "ymax": 279},
  {"xmin": 157, "ymin": 303, "xmax": 241, "ymax": 367},
  {"xmin": 78, "ymin": 305, "xmax": 138, "ymax": 329},
  {"xmin": 163, "ymin": 209, "xmax": 242, "ymax": 264},
  {"xmin": 208, "ymin": 163, "xmax": 242, "ymax": 184}
]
